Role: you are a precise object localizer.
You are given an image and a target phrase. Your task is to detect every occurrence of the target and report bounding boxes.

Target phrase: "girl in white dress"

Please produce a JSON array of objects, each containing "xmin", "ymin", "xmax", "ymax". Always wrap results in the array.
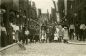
[
  {"xmin": 54, "ymin": 27, "xmax": 59, "ymax": 42},
  {"xmin": 54, "ymin": 32, "xmax": 58, "ymax": 42},
  {"xmin": 41, "ymin": 30, "xmax": 46, "ymax": 43}
]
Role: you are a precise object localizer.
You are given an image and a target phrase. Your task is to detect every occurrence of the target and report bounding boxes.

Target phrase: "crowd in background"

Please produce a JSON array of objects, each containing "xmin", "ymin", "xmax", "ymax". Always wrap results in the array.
[
  {"xmin": 1, "ymin": 19, "xmax": 86, "ymax": 47},
  {"xmin": 40, "ymin": 25, "xmax": 69, "ymax": 43},
  {"xmin": 40, "ymin": 24, "xmax": 86, "ymax": 43},
  {"xmin": 1, "ymin": 9, "xmax": 86, "ymax": 47}
]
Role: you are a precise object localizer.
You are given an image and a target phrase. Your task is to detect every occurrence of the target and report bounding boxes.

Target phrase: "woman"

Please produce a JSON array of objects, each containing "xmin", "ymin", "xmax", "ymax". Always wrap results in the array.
[
  {"xmin": 63, "ymin": 27, "xmax": 69, "ymax": 43},
  {"xmin": 1, "ymin": 23, "xmax": 7, "ymax": 47}
]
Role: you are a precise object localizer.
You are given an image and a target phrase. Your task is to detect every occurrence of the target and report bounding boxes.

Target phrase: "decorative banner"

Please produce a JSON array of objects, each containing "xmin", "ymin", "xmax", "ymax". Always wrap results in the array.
[
  {"xmin": 13, "ymin": 0, "xmax": 19, "ymax": 11},
  {"xmin": 64, "ymin": 0, "xmax": 67, "ymax": 15},
  {"xmin": 0, "ymin": 0, "xmax": 1, "ymax": 5},
  {"xmin": 29, "ymin": 19, "xmax": 40, "ymax": 30},
  {"xmin": 0, "ymin": 9, "xmax": 2, "ymax": 24}
]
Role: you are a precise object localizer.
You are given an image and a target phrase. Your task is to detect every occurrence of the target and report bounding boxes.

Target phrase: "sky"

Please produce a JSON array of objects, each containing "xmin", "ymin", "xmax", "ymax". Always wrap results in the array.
[{"xmin": 31, "ymin": 0, "xmax": 58, "ymax": 13}]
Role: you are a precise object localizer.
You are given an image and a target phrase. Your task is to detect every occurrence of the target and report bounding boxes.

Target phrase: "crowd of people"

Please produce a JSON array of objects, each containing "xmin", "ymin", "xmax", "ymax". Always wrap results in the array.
[
  {"xmin": 40, "ymin": 25, "xmax": 69, "ymax": 43},
  {"xmin": 40, "ymin": 24, "xmax": 86, "ymax": 43},
  {"xmin": 53, "ymin": 25, "xmax": 69, "ymax": 43},
  {"xmin": 0, "ymin": 8, "xmax": 40, "ymax": 47},
  {"xmin": 1, "ymin": 19, "xmax": 86, "ymax": 47}
]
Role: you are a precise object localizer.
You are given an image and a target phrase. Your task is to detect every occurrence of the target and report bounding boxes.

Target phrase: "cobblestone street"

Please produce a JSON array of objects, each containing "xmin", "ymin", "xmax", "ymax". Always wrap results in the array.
[
  {"xmin": 1, "ymin": 0, "xmax": 86, "ymax": 56},
  {"xmin": 4, "ymin": 43, "xmax": 86, "ymax": 56}
]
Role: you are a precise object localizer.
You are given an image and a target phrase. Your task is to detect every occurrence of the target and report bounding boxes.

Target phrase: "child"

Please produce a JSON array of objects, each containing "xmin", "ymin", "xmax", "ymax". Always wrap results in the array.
[
  {"xmin": 54, "ymin": 32, "xmax": 59, "ymax": 42},
  {"xmin": 73, "ymin": 32, "xmax": 77, "ymax": 40},
  {"xmin": 58, "ymin": 29, "xmax": 64, "ymax": 42}
]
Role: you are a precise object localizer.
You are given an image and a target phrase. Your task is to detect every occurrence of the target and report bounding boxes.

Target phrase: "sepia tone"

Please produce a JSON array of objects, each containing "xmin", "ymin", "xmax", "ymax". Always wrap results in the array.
[{"xmin": 0, "ymin": 0, "xmax": 86, "ymax": 56}]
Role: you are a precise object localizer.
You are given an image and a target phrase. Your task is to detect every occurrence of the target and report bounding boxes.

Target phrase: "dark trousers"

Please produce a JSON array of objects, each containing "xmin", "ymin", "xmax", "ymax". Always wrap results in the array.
[
  {"xmin": 82, "ymin": 31, "xmax": 85, "ymax": 41},
  {"xmin": 79, "ymin": 29, "xmax": 84, "ymax": 41},
  {"xmin": 23, "ymin": 35, "xmax": 28, "ymax": 44},
  {"xmin": 49, "ymin": 34, "xmax": 53, "ymax": 42},
  {"xmin": 29, "ymin": 35, "xmax": 34, "ymax": 43},
  {"xmin": 46, "ymin": 34, "xmax": 50, "ymax": 43},
  {"xmin": 1, "ymin": 32, "xmax": 7, "ymax": 47},
  {"xmin": 69, "ymin": 29, "xmax": 74, "ymax": 40},
  {"xmin": 76, "ymin": 32, "xmax": 79, "ymax": 40},
  {"xmin": 58, "ymin": 36, "xmax": 63, "ymax": 42},
  {"xmin": 41, "ymin": 39, "xmax": 45, "ymax": 43},
  {"xmin": 83, "ymin": 30, "xmax": 86, "ymax": 41},
  {"xmin": 19, "ymin": 33, "xmax": 22, "ymax": 42},
  {"xmin": 63, "ymin": 39, "xmax": 68, "ymax": 43}
]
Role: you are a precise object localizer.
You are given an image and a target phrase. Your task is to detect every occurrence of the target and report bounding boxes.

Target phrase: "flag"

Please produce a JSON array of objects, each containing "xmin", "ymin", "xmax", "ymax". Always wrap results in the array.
[
  {"xmin": 52, "ymin": 0, "xmax": 56, "ymax": 11},
  {"xmin": 47, "ymin": 9, "xmax": 49, "ymax": 22},
  {"xmin": 38, "ymin": 9, "xmax": 41, "ymax": 17}
]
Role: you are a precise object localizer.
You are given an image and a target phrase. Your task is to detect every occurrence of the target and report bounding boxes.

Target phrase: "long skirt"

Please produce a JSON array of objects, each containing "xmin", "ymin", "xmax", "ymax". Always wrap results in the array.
[
  {"xmin": 1, "ymin": 31, "xmax": 7, "ymax": 47},
  {"xmin": 54, "ymin": 36, "xmax": 58, "ymax": 40}
]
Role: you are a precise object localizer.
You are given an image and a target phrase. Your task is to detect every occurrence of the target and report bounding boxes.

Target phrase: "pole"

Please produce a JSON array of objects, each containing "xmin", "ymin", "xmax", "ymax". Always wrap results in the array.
[
  {"xmin": 0, "ymin": 10, "xmax": 1, "ymax": 47},
  {"xmin": 0, "ymin": 0, "xmax": 1, "ymax": 47}
]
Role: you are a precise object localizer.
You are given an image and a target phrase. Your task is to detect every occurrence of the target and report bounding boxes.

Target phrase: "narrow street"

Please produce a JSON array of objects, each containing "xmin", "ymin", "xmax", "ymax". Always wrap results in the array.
[
  {"xmin": 1, "ymin": 0, "xmax": 86, "ymax": 56},
  {"xmin": 4, "ymin": 43, "xmax": 86, "ymax": 56}
]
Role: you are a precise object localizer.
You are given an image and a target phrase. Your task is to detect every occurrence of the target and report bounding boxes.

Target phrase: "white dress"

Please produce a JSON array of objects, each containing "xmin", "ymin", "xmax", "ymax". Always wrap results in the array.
[
  {"xmin": 41, "ymin": 30, "xmax": 45, "ymax": 40},
  {"xmin": 54, "ymin": 33, "xmax": 58, "ymax": 40},
  {"xmin": 42, "ymin": 35, "xmax": 44, "ymax": 39},
  {"xmin": 54, "ymin": 28, "xmax": 59, "ymax": 40}
]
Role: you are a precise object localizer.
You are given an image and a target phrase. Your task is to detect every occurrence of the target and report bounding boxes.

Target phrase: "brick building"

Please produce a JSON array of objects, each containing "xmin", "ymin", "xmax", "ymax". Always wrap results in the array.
[{"xmin": 58, "ymin": 0, "xmax": 86, "ymax": 25}]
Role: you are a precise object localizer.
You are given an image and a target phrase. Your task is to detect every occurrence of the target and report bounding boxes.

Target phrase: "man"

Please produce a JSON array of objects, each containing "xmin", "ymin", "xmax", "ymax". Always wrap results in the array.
[
  {"xmin": 46, "ymin": 28, "xmax": 50, "ymax": 43},
  {"xmin": 19, "ymin": 25, "xmax": 23, "ymax": 42},
  {"xmin": 24, "ymin": 28, "xmax": 29, "ymax": 44},
  {"xmin": 80, "ymin": 24, "xmax": 85, "ymax": 41},
  {"xmin": 75, "ymin": 24, "xmax": 79, "ymax": 40},
  {"xmin": 69, "ymin": 24, "xmax": 75, "ymax": 40},
  {"xmin": 83, "ymin": 26, "xmax": 86, "ymax": 41}
]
